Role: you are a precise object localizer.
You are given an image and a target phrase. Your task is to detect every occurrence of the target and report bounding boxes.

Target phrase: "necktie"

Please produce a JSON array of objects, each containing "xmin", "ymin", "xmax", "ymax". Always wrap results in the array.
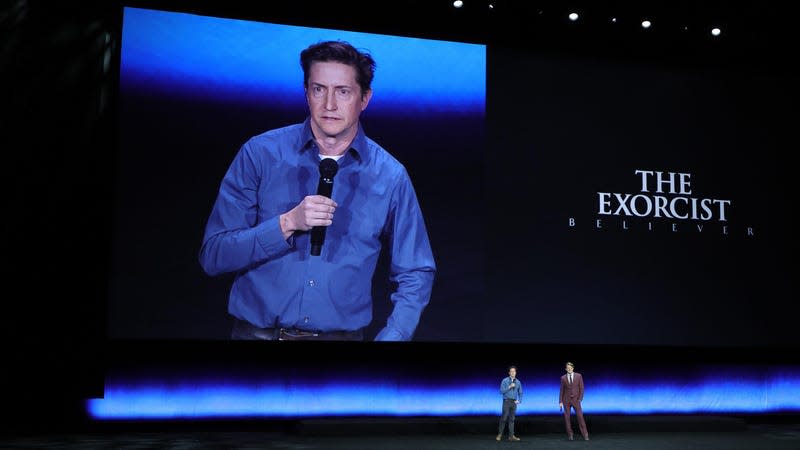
[{"xmin": 569, "ymin": 374, "xmax": 572, "ymax": 384}]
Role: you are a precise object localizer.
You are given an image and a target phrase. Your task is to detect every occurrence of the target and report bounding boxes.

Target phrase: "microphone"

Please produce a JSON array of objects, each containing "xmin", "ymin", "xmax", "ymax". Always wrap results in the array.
[{"xmin": 310, "ymin": 158, "xmax": 339, "ymax": 256}]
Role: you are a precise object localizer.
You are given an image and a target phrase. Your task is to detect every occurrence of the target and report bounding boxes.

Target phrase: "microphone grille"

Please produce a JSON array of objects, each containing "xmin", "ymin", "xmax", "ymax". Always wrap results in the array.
[{"xmin": 319, "ymin": 158, "xmax": 339, "ymax": 178}]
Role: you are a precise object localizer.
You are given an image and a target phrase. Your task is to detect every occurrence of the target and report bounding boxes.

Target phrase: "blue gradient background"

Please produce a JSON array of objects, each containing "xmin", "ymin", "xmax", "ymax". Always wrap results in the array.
[
  {"xmin": 88, "ymin": 366, "xmax": 800, "ymax": 419},
  {"xmin": 120, "ymin": 7, "xmax": 485, "ymax": 114}
]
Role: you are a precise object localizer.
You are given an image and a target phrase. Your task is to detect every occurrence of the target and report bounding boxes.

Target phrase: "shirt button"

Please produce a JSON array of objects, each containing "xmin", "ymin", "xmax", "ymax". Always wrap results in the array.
[
  {"xmin": 304, "ymin": 317, "xmax": 309, "ymax": 324},
  {"xmin": 308, "ymin": 280, "xmax": 315, "ymax": 287}
]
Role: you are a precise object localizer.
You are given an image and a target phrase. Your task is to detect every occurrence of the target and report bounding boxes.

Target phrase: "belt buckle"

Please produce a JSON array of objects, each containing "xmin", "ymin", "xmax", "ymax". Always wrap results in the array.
[{"xmin": 278, "ymin": 328, "xmax": 319, "ymax": 340}]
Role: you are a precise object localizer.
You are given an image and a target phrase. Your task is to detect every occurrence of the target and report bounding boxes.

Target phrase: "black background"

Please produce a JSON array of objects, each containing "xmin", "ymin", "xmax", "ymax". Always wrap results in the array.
[
  {"xmin": 485, "ymin": 47, "xmax": 795, "ymax": 346},
  {"xmin": 3, "ymin": 0, "xmax": 799, "ymax": 432}
]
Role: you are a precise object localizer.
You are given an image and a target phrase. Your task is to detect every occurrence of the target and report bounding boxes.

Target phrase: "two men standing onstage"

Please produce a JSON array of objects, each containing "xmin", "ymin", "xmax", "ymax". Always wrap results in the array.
[
  {"xmin": 497, "ymin": 363, "xmax": 590, "ymax": 442},
  {"xmin": 559, "ymin": 362, "xmax": 590, "ymax": 441}
]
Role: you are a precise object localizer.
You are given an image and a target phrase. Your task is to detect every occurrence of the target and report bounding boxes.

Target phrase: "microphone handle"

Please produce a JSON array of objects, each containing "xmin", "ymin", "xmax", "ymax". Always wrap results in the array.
[
  {"xmin": 310, "ymin": 177, "xmax": 334, "ymax": 256},
  {"xmin": 317, "ymin": 177, "xmax": 333, "ymax": 198}
]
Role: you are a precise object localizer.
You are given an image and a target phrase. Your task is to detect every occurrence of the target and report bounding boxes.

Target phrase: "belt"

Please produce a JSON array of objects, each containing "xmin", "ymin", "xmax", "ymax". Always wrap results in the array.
[
  {"xmin": 232, "ymin": 318, "xmax": 364, "ymax": 341},
  {"xmin": 277, "ymin": 327, "xmax": 363, "ymax": 341}
]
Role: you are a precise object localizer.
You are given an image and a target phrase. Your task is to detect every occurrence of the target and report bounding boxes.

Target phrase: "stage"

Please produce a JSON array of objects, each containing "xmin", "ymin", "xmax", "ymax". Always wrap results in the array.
[{"xmin": 4, "ymin": 415, "xmax": 800, "ymax": 449}]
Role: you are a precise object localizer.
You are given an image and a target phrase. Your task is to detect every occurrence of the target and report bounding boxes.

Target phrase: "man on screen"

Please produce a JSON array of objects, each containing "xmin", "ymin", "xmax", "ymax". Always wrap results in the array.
[
  {"xmin": 559, "ymin": 361, "xmax": 589, "ymax": 441},
  {"xmin": 198, "ymin": 40, "xmax": 436, "ymax": 341}
]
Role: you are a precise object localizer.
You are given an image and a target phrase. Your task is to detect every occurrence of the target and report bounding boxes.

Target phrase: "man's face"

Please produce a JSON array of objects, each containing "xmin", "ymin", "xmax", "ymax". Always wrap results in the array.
[
  {"xmin": 509, "ymin": 368, "xmax": 516, "ymax": 379},
  {"xmin": 306, "ymin": 61, "xmax": 372, "ymax": 141},
  {"xmin": 566, "ymin": 365, "xmax": 574, "ymax": 374}
]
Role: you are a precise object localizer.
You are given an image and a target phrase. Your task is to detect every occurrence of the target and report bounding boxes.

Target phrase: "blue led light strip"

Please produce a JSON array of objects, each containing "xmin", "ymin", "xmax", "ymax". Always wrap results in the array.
[{"xmin": 88, "ymin": 373, "xmax": 800, "ymax": 419}]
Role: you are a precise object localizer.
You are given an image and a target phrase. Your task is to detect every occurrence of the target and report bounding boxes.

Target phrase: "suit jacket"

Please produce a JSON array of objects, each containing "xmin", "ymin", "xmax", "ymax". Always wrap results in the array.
[{"xmin": 559, "ymin": 372, "xmax": 584, "ymax": 404}]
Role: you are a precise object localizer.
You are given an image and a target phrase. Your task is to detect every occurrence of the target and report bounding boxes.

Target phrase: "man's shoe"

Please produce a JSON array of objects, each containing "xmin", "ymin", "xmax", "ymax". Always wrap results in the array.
[
  {"xmin": 508, "ymin": 435, "xmax": 521, "ymax": 441},
  {"xmin": 495, "ymin": 434, "xmax": 502, "ymax": 441},
  {"xmin": 584, "ymin": 436, "xmax": 590, "ymax": 441},
  {"xmin": 568, "ymin": 435, "xmax": 574, "ymax": 441}
]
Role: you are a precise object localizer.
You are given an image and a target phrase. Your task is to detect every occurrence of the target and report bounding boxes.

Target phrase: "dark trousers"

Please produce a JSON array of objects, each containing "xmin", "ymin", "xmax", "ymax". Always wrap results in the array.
[
  {"xmin": 563, "ymin": 399, "xmax": 588, "ymax": 438},
  {"xmin": 498, "ymin": 398, "xmax": 517, "ymax": 436}
]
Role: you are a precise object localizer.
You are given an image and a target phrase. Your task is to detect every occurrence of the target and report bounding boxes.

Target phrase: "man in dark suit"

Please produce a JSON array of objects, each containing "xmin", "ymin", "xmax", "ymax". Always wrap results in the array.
[{"xmin": 559, "ymin": 361, "xmax": 589, "ymax": 441}]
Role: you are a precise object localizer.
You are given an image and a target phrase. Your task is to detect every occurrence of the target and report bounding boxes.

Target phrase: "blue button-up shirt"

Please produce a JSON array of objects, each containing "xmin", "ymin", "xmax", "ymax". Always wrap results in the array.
[
  {"xmin": 199, "ymin": 118, "xmax": 436, "ymax": 341},
  {"xmin": 500, "ymin": 377, "xmax": 523, "ymax": 402}
]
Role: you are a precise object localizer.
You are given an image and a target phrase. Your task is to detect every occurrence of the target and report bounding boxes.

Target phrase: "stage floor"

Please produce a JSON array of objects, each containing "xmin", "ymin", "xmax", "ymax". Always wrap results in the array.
[{"xmin": 3, "ymin": 416, "xmax": 800, "ymax": 449}]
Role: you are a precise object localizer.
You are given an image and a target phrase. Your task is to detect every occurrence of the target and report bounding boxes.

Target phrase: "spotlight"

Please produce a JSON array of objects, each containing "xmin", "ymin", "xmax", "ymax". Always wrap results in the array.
[
  {"xmin": 453, "ymin": 0, "xmax": 463, "ymax": 8},
  {"xmin": 569, "ymin": 12, "xmax": 579, "ymax": 21},
  {"xmin": 611, "ymin": 17, "xmax": 617, "ymax": 23},
  {"xmin": 711, "ymin": 27, "xmax": 722, "ymax": 36},
  {"xmin": 489, "ymin": 3, "xmax": 494, "ymax": 9},
  {"xmin": 641, "ymin": 20, "xmax": 652, "ymax": 29}
]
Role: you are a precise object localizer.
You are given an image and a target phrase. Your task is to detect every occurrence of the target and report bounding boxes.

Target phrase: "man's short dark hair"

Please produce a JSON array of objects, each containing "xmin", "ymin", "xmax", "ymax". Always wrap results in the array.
[
  {"xmin": 566, "ymin": 362, "xmax": 574, "ymax": 368},
  {"xmin": 508, "ymin": 365, "xmax": 517, "ymax": 371},
  {"xmin": 300, "ymin": 40, "xmax": 376, "ymax": 96}
]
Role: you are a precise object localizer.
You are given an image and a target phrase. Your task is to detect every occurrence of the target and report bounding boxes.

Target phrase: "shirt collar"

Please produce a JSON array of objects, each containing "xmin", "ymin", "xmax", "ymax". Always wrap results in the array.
[{"xmin": 300, "ymin": 117, "xmax": 369, "ymax": 164}]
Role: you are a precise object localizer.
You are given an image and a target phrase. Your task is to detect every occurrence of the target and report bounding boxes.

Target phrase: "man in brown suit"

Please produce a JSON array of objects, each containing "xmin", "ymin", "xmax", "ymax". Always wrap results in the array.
[{"xmin": 559, "ymin": 362, "xmax": 589, "ymax": 441}]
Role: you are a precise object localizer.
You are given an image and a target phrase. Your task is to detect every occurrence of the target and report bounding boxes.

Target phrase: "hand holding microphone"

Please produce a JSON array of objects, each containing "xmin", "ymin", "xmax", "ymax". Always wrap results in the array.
[
  {"xmin": 279, "ymin": 196, "xmax": 337, "ymax": 237},
  {"xmin": 278, "ymin": 158, "xmax": 339, "ymax": 244}
]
